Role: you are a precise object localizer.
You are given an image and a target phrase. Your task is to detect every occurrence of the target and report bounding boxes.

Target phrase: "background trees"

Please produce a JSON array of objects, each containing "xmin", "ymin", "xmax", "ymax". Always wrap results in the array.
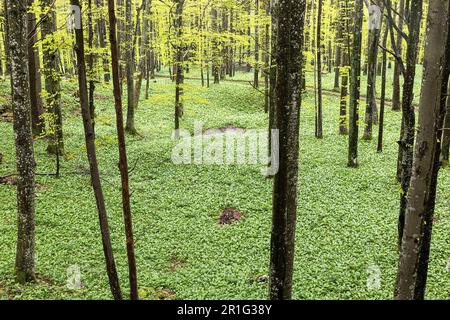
[{"xmin": 0, "ymin": 0, "xmax": 448, "ymax": 301}]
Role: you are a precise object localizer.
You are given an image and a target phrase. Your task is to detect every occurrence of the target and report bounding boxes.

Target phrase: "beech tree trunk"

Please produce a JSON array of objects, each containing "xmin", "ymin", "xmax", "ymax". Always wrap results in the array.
[
  {"xmin": 269, "ymin": 0, "xmax": 306, "ymax": 300},
  {"xmin": 8, "ymin": 0, "xmax": 37, "ymax": 284},
  {"xmin": 395, "ymin": 0, "xmax": 449, "ymax": 300}
]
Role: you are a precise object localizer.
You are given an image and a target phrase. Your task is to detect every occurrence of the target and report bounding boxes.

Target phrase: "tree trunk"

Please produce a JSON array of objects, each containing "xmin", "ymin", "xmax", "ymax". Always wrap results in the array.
[
  {"xmin": 107, "ymin": 0, "xmax": 139, "ymax": 300},
  {"xmin": 87, "ymin": 0, "xmax": 96, "ymax": 133},
  {"xmin": 363, "ymin": 2, "xmax": 383, "ymax": 140},
  {"xmin": 269, "ymin": 0, "xmax": 306, "ymax": 300},
  {"xmin": 392, "ymin": 0, "xmax": 404, "ymax": 111},
  {"xmin": 441, "ymin": 88, "xmax": 450, "ymax": 166},
  {"xmin": 377, "ymin": 22, "xmax": 389, "ymax": 152},
  {"xmin": 72, "ymin": 0, "xmax": 123, "ymax": 300},
  {"xmin": 8, "ymin": 0, "xmax": 36, "ymax": 284},
  {"xmin": 413, "ymin": 2, "xmax": 450, "ymax": 300},
  {"xmin": 41, "ymin": 0, "xmax": 64, "ymax": 156},
  {"xmin": 211, "ymin": 7, "xmax": 220, "ymax": 84},
  {"xmin": 27, "ymin": 0, "xmax": 44, "ymax": 136},
  {"xmin": 268, "ymin": 0, "xmax": 278, "ymax": 167},
  {"xmin": 397, "ymin": 0, "xmax": 423, "ymax": 249},
  {"xmin": 315, "ymin": 0, "xmax": 323, "ymax": 139},
  {"xmin": 348, "ymin": 0, "xmax": 364, "ymax": 168},
  {"xmin": 333, "ymin": 29, "xmax": 341, "ymax": 91},
  {"xmin": 134, "ymin": 0, "xmax": 149, "ymax": 111},
  {"xmin": 3, "ymin": 0, "xmax": 11, "ymax": 75},
  {"xmin": 264, "ymin": 0, "xmax": 270, "ymax": 113},
  {"xmin": 395, "ymin": 0, "xmax": 449, "ymax": 300},
  {"xmin": 254, "ymin": 0, "xmax": 260, "ymax": 89},
  {"xmin": 174, "ymin": 0, "xmax": 185, "ymax": 135},
  {"xmin": 125, "ymin": 0, "xmax": 136, "ymax": 134}
]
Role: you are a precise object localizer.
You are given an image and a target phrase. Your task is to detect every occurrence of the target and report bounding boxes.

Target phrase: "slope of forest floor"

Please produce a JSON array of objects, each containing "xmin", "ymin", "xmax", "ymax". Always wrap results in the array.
[{"xmin": 0, "ymin": 68, "xmax": 448, "ymax": 300}]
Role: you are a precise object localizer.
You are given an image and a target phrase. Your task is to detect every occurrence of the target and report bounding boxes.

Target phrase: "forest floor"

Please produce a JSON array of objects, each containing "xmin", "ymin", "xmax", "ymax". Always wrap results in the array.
[{"xmin": 0, "ymin": 67, "xmax": 448, "ymax": 300}]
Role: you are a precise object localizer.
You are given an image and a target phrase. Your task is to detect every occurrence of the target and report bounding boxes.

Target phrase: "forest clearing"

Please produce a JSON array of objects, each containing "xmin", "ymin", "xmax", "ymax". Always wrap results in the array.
[{"xmin": 0, "ymin": 0, "xmax": 449, "ymax": 302}]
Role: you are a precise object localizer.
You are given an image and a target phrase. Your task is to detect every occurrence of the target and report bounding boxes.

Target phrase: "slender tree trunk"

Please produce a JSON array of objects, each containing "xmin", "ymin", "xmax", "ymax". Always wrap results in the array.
[
  {"xmin": 397, "ymin": 0, "xmax": 423, "ymax": 249},
  {"xmin": 107, "ymin": 0, "xmax": 139, "ymax": 300},
  {"xmin": 441, "ymin": 88, "xmax": 450, "ymax": 166},
  {"xmin": 134, "ymin": 0, "xmax": 149, "ymax": 110},
  {"xmin": 3, "ymin": 0, "xmax": 11, "ymax": 75},
  {"xmin": 72, "ymin": 0, "xmax": 123, "ymax": 300},
  {"xmin": 174, "ymin": 0, "xmax": 185, "ymax": 135},
  {"xmin": 254, "ymin": 0, "xmax": 260, "ymax": 88},
  {"xmin": 363, "ymin": 2, "xmax": 383, "ymax": 140},
  {"xmin": 392, "ymin": 0, "xmax": 404, "ymax": 111},
  {"xmin": 348, "ymin": 0, "xmax": 363, "ymax": 168},
  {"xmin": 8, "ymin": 0, "xmax": 36, "ymax": 284},
  {"xmin": 27, "ymin": 0, "xmax": 44, "ymax": 136},
  {"xmin": 211, "ymin": 7, "xmax": 220, "ymax": 84},
  {"xmin": 333, "ymin": 31, "xmax": 341, "ymax": 91},
  {"xmin": 268, "ymin": 0, "xmax": 278, "ymax": 166},
  {"xmin": 377, "ymin": 22, "xmax": 389, "ymax": 152},
  {"xmin": 264, "ymin": 0, "xmax": 270, "ymax": 113},
  {"xmin": 95, "ymin": 0, "xmax": 110, "ymax": 82},
  {"xmin": 339, "ymin": 0, "xmax": 350, "ymax": 135},
  {"xmin": 395, "ymin": 0, "xmax": 449, "ymax": 300},
  {"xmin": 269, "ymin": 0, "xmax": 306, "ymax": 300},
  {"xmin": 125, "ymin": 0, "xmax": 136, "ymax": 134},
  {"xmin": 87, "ymin": 0, "xmax": 96, "ymax": 133},
  {"xmin": 315, "ymin": 0, "xmax": 323, "ymax": 139},
  {"xmin": 41, "ymin": 0, "xmax": 63, "ymax": 156}
]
